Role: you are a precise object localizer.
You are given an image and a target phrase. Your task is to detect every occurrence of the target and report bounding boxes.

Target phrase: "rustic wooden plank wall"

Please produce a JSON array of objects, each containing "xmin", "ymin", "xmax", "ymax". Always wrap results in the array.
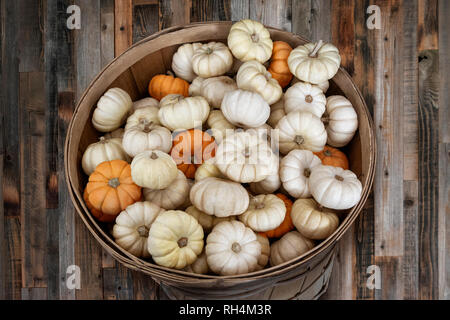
[{"xmin": 0, "ymin": 0, "xmax": 448, "ymax": 300}]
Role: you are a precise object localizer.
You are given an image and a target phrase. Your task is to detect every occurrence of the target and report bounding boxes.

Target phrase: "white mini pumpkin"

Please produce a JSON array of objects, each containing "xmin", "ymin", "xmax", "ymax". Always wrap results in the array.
[
  {"xmin": 284, "ymin": 82, "xmax": 326, "ymax": 117},
  {"xmin": 201, "ymin": 76, "xmax": 237, "ymax": 108},
  {"xmin": 148, "ymin": 210, "xmax": 204, "ymax": 269},
  {"xmin": 206, "ymin": 220, "xmax": 261, "ymax": 275},
  {"xmin": 189, "ymin": 177, "xmax": 249, "ymax": 217},
  {"xmin": 291, "ymin": 78, "xmax": 330, "ymax": 93},
  {"xmin": 188, "ymin": 77, "xmax": 205, "ymax": 96},
  {"xmin": 192, "ymin": 42, "xmax": 233, "ymax": 78},
  {"xmin": 82, "ymin": 137, "xmax": 129, "ymax": 176},
  {"xmin": 183, "ymin": 250, "xmax": 210, "ymax": 274},
  {"xmin": 276, "ymin": 110, "xmax": 327, "ymax": 154},
  {"xmin": 309, "ymin": 165, "xmax": 363, "ymax": 210},
  {"xmin": 103, "ymin": 128, "xmax": 124, "ymax": 140},
  {"xmin": 255, "ymin": 234, "xmax": 270, "ymax": 271},
  {"xmin": 221, "ymin": 89, "xmax": 270, "ymax": 128},
  {"xmin": 194, "ymin": 158, "xmax": 225, "ymax": 181},
  {"xmin": 215, "ymin": 131, "xmax": 278, "ymax": 183},
  {"xmin": 179, "ymin": 179, "xmax": 195, "ymax": 210},
  {"xmin": 267, "ymin": 99, "xmax": 286, "ymax": 128},
  {"xmin": 122, "ymin": 122, "xmax": 172, "ymax": 157},
  {"xmin": 112, "ymin": 201, "xmax": 165, "ymax": 258},
  {"xmin": 158, "ymin": 94, "xmax": 210, "ymax": 131},
  {"xmin": 288, "ymin": 40, "xmax": 341, "ymax": 84},
  {"xmin": 143, "ymin": 170, "xmax": 190, "ymax": 210},
  {"xmin": 249, "ymin": 170, "xmax": 281, "ymax": 194},
  {"xmin": 172, "ymin": 42, "xmax": 203, "ymax": 82},
  {"xmin": 132, "ymin": 97, "xmax": 159, "ymax": 112},
  {"xmin": 227, "ymin": 19, "xmax": 273, "ymax": 63},
  {"xmin": 206, "ymin": 110, "xmax": 236, "ymax": 144},
  {"xmin": 323, "ymin": 95, "xmax": 358, "ymax": 147},
  {"xmin": 239, "ymin": 194, "xmax": 286, "ymax": 232},
  {"xmin": 291, "ymin": 198, "xmax": 339, "ymax": 240},
  {"xmin": 236, "ymin": 60, "xmax": 282, "ymax": 105},
  {"xmin": 125, "ymin": 106, "xmax": 160, "ymax": 130},
  {"xmin": 185, "ymin": 205, "xmax": 235, "ymax": 233},
  {"xmin": 270, "ymin": 231, "xmax": 314, "ymax": 266},
  {"xmin": 280, "ymin": 150, "xmax": 322, "ymax": 198},
  {"xmin": 92, "ymin": 87, "xmax": 132, "ymax": 132},
  {"xmin": 131, "ymin": 150, "xmax": 178, "ymax": 189}
]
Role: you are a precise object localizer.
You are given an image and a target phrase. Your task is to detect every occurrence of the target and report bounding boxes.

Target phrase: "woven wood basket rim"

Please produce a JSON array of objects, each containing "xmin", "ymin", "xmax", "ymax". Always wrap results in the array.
[{"xmin": 64, "ymin": 21, "xmax": 376, "ymax": 282}]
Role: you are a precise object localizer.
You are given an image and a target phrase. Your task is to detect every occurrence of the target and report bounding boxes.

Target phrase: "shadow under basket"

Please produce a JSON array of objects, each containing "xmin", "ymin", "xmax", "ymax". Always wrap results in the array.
[{"xmin": 65, "ymin": 22, "xmax": 376, "ymax": 300}]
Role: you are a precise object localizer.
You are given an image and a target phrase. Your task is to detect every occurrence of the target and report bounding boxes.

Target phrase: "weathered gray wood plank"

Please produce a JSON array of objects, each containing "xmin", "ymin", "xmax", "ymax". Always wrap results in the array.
[
  {"xmin": 291, "ymin": 0, "xmax": 331, "ymax": 41},
  {"xmin": 133, "ymin": 4, "xmax": 159, "ymax": 43}
]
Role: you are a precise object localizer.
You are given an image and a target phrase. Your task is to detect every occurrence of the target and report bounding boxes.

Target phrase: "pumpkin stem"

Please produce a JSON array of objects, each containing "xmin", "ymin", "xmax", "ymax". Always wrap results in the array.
[
  {"xmin": 137, "ymin": 225, "xmax": 149, "ymax": 237},
  {"xmin": 305, "ymin": 95, "xmax": 313, "ymax": 103},
  {"xmin": 255, "ymin": 201, "xmax": 265, "ymax": 210},
  {"xmin": 150, "ymin": 152, "xmax": 159, "ymax": 160},
  {"xmin": 309, "ymin": 40, "xmax": 324, "ymax": 58},
  {"xmin": 321, "ymin": 114, "xmax": 329, "ymax": 125},
  {"xmin": 177, "ymin": 237, "xmax": 188, "ymax": 248},
  {"xmin": 303, "ymin": 168, "xmax": 311, "ymax": 178},
  {"xmin": 231, "ymin": 242, "xmax": 241, "ymax": 253},
  {"xmin": 294, "ymin": 135, "xmax": 304, "ymax": 145},
  {"xmin": 335, "ymin": 175, "xmax": 344, "ymax": 181},
  {"xmin": 243, "ymin": 147, "xmax": 251, "ymax": 158},
  {"xmin": 166, "ymin": 70, "xmax": 175, "ymax": 77},
  {"xmin": 250, "ymin": 33, "xmax": 259, "ymax": 43},
  {"xmin": 205, "ymin": 47, "xmax": 213, "ymax": 54},
  {"xmin": 108, "ymin": 177, "xmax": 120, "ymax": 188},
  {"xmin": 324, "ymin": 149, "xmax": 332, "ymax": 157},
  {"xmin": 99, "ymin": 136, "xmax": 107, "ymax": 143}
]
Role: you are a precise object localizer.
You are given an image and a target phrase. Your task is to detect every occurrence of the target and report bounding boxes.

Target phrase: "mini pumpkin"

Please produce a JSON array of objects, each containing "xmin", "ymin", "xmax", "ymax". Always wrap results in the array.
[
  {"xmin": 239, "ymin": 194, "xmax": 286, "ymax": 232},
  {"xmin": 267, "ymin": 99, "xmax": 286, "ymax": 128},
  {"xmin": 260, "ymin": 194, "xmax": 295, "ymax": 238},
  {"xmin": 112, "ymin": 201, "xmax": 165, "ymax": 258},
  {"xmin": 284, "ymin": 82, "xmax": 326, "ymax": 117},
  {"xmin": 85, "ymin": 160, "xmax": 142, "ymax": 220},
  {"xmin": 276, "ymin": 110, "xmax": 327, "ymax": 154},
  {"xmin": 201, "ymin": 76, "xmax": 237, "ymax": 108},
  {"xmin": 148, "ymin": 210, "xmax": 204, "ymax": 269},
  {"xmin": 179, "ymin": 179, "xmax": 195, "ymax": 210},
  {"xmin": 189, "ymin": 177, "xmax": 249, "ymax": 217},
  {"xmin": 122, "ymin": 122, "xmax": 172, "ymax": 157},
  {"xmin": 268, "ymin": 41, "xmax": 293, "ymax": 88},
  {"xmin": 221, "ymin": 89, "xmax": 270, "ymax": 128},
  {"xmin": 236, "ymin": 60, "xmax": 282, "ymax": 105},
  {"xmin": 255, "ymin": 234, "xmax": 270, "ymax": 270},
  {"xmin": 124, "ymin": 106, "xmax": 160, "ymax": 130},
  {"xmin": 288, "ymin": 40, "xmax": 341, "ymax": 84},
  {"xmin": 92, "ymin": 88, "xmax": 132, "ymax": 132},
  {"xmin": 158, "ymin": 94, "xmax": 210, "ymax": 131},
  {"xmin": 104, "ymin": 128, "xmax": 124, "ymax": 140},
  {"xmin": 130, "ymin": 150, "xmax": 178, "ymax": 189},
  {"xmin": 170, "ymin": 129, "xmax": 216, "ymax": 179},
  {"xmin": 309, "ymin": 165, "xmax": 362, "ymax": 210},
  {"xmin": 249, "ymin": 170, "xmax": 281, "ymax": 194},
  {"xmin": 270, "ymin": 231, "xmax": 314, "ymax": 266},
  {"xmin": 323, "ymin": 95, "xmax": 358, "ymax": 147},
  {"xmin": 291, "ymin": 198, "xmax": 339, "ymax": 240},
  {"xmin": 192, "ymin": 42, "xmax": 233, "ymax": 78},
  {"xmin": 172, "ymin": 42, "xmax": 203, "ymax": 82},
  {"xmin": 185, "ymin": 205, "xmax": 235, "ymax": 233},
  {"xmin": 314, "ymin": 145, "xmax": 349, "ymax": 170},
  {"xmin": 148, "ymin": 74, "xmax": 189, "ymax": 101},
  {"xmin": 143, "ymin": 170, "xmax": 190, "ymax": 210},
  {"xmin": 183, "ymin": 250, "xmax": 210, "ymax": 275},
  {"xmin": 132, "ymin": 97, "xmax": 159, "ymax": 112},
  {"xmin": 291, "ymin": 78, "xmax": 330, "ymax": 93},
  {"xmin": 206, "ymin": 220, "xmax": 261, "ymax": 275},
  {"xmin": 188, "ymin": 77, "xmax": 205, "ymax": 97},
  {"xmin": 280, "ymin": 150, "xmax": 322, "ymax": 198},
  {"xmin": 82, "ymin": 137, "xmax": 129, "ymax": 176},
  {"xmin": 206, "ymin": 109, "xmax": 236, "ymax": 144},
  {"xmin": 194, "ymin": 158, "xmax": 225, "ymax": 181},
  {"xmin": 227, "ymin": 19, "xmax": 273, "ymax": 63}
]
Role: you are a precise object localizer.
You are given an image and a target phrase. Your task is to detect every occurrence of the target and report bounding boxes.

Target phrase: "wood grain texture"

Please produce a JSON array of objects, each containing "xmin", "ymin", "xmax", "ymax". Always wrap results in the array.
[
  {"xmin": 291, "ymin": 0, "xmax": 332, "ymax": 42},
  {"xmin": 158, "ymin": 0, "xmax": 190, "ymax": 29},
  {"xmin": 418, "ymin": 0, "xmax": 438, "ymax": 51},
  {"xmin": 115, "ymin": 0, "xmax": 133, "ymax": 56},
  {"xmin": 249, "ymin": 0, "xmax": 291, "ymax": 31},
  {"xmin": 133, "ymin": 4, "xmax": 159, "ymax": 43},
  {"xmin": 190, "ymin": 0, "xmax": 231, "ymax": 22}
]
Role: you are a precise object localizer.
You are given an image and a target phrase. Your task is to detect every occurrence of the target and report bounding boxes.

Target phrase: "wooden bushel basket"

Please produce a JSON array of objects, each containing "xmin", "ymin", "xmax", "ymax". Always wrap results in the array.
[{"xmin": 65, "ymin": 22, "xmax": 376, "ymax": 300}]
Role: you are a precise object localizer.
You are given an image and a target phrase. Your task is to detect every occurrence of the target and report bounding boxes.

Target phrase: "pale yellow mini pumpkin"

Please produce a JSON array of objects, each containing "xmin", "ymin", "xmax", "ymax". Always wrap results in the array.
[
  {"xmin": 267, "ymin": 99, "xmax": 286, "ymax": 128},
  {"xmin": 239, "ymin": 194, "xmax": 286, "ymax": 232},
  {"xmin": 291, "ymin": 198, "xmax": 339, "ymax": 240},
  {"xmin": 183, "ymin": 250, "xmax": 210, "ymax": 274},
  {"xmin": 215, "ymin": 131, "xmax": 278, "ymax": 183},
  {"xmin": 201, "ymin": 76, "xmax": 237, "ymax": 108},
  {"xmin": 172, "ymin": 42, "xmax": 203, "ymax": 82},
  {"xmin": 189, "ymin": 177, "xmax": 249, "ymax": 217},
  {"xmin": 290, "ymin": 78, "xmax": 330, "ymax": 93},
  {"xmin": 255, "ymin": 234, "xmax": 270, "ymax": 271},
  {"xmin": 207, "ymin": 110, "xmax": 236, "ymax": 144},
  {"xmin": 122, "ymin": 121, "xmax": 172, "ymax": 157},
  {"xmin": 276, "ymin": 110, "xmax": 327, "ymax": 154},
  {"xmin": 227, "ymin": 19, "xmax": 273, "ymax": 63},
  {"xmin": 194, "ymin": 158, "xmax": 225, "ymax": 181},
  {"xmin": 132, "ymin": 97, "xmax": 159, "ymax": 113},
  {"xmin": 270, "ymin": 231, "xmax": 314, "ymax": 266},
  {"xmin": 236, "ymin": 61, "xmax": 282, "ymax": 105},
  {"xmin": 104, "ymin": 128, "xmax": 124, "ymax": 140},
  {"xmin": 185, "ymin": 205, "xmax": 235, "ymax": 233},
  {"xmin": 143, "ymin": 170, "xmax": 190, "ymax": 210},
  {"xmin": 323, "ymin": 95, "xmax": 358, "ymax": 147},
  {"xmin": 82, "ymin": 137, "xmax": 129, "ymax": 175},
  {"xmin": 131, "ymin": 150, "xmax": 178, "ymax": 189},
  {"xmin": 206, "ymin": 220, "xmax": 261, "ymax": 275},
  {"xmin": 284, "ymin": 82, "xmax": 326, "ymax": 117},
  {"xmin": 125, "ymin": 106, "xmax": 160, "ymax": 130},
  {"xmin": 280, "ymin": 150, "xmax": 322, "ymax": 198},
  {"xmin": 192, "ymin": 42, "xmax": 233, "ymax": 78},
  {"xmin": 112, "ymin": 201, "xmax": 165, "ymax": 258},
  {"xmin": 92, "ymin": 87, "xmax": 132, "ymax": 132},
  {"xmin": 188, "ymin": 77, "xmax": 205, "ymax": 96},
  {"xmin": 158, "ymin": 94, "xmax": 210, "ymax": 131},
  {"xmin": 148, "ymin": 210, "xmax": 204, "ymax": 269}
]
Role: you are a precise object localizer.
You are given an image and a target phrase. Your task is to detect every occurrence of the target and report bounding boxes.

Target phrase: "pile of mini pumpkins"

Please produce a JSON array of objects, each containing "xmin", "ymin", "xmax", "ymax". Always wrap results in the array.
[{"xmin": 82, "ymin": 19, "xmax": 362, "ymax": 276}]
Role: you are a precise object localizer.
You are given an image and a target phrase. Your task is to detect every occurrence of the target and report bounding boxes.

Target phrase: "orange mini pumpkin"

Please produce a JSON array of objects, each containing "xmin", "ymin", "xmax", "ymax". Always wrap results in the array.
[
  {"xmin": 84, "ymin": 160, "xmax": 141, "ymax": 221},
  {"xmin": 170, "ymin": 129, "xmax": 216, "ymax": 179},
  {"xmin": 268, "ymin": 41, "xmax": 293, "ymax": 88},
  {"xmin": 314, "ymin": 145, "xmax": 349, "ymax": 170},
  {"xmin": 261, "ymin": 193, "xmax": 294, "ymax": 238},
  {"xmin": 148, "ymin": 73, "xmax": 189, "ymax": 101}
]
